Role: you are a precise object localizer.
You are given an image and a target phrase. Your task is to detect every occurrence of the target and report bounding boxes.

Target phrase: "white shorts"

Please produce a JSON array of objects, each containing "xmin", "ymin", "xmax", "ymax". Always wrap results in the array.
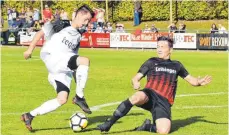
[{"xmin": 40, "ymin": 52, "xmax": 73, "ymax": 90}]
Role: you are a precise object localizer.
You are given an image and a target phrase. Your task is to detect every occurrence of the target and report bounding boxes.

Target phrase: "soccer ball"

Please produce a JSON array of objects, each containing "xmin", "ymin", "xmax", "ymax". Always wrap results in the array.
[{"xmin": 69, "ymin": 112, "xmax": 88, "ymax": 132}]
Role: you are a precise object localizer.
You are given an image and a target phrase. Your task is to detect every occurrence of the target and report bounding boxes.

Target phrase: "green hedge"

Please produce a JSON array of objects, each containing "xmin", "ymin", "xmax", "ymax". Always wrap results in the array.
[
  {"xmin": 177, "ymin": 1, "xmax": 228, "ymax": 20},
  {"xmin": 1, "ymin": 1, "xmax": 228, "ymax": 22},
  {"xmin": 109, "ymin": 1, "xmax": 228, "ymax": 21}
]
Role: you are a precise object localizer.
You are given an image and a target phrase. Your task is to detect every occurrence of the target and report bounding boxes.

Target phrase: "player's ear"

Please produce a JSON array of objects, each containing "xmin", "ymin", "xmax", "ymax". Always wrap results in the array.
[{"xmin": 169, "ymin": 48, "xmax": 173, "ymax": 54}]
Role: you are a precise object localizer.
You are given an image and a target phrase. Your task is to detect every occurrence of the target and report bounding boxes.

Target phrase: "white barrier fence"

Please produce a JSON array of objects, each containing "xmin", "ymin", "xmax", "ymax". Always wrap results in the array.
[
  {"xmin": 1, "ymin": 31, "xmax": 228, "ymax": 50},
  {"xmin": 110, "ymin": 33, "xmax": 197, "ymax": 49}
]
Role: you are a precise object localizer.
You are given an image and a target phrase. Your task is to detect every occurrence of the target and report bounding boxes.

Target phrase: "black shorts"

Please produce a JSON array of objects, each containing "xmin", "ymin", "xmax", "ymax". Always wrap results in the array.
[
  {"xmin": 67, "ymin": 55, "xmax": 79, "ymax": 70},
  {"xmin": 55, "ymin": 80, "xmax": 70, "ymax": 94},
  {"xmin": 137, "ymin": 88, "xmax": 171, "ymax": 123}
]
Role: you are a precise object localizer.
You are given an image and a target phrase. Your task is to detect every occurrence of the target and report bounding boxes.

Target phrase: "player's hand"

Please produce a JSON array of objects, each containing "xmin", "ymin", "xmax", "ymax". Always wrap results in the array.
[
  {"xmin": 198, "ymin": 75, "xmax": 212, "ymax": 86},
  {"xmin": 23, "ymin": 50, "xmax": 32, "ymax": 60},
  {"xmin": 133, "ymin": 82, "xmax": 140, "ymax": 90}
]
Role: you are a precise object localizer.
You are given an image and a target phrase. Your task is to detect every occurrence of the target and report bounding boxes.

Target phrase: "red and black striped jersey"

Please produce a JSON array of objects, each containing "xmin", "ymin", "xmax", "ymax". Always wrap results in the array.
[{"xmin": 138, "ymin": 57, "xmax": 189, "ymax": 105}]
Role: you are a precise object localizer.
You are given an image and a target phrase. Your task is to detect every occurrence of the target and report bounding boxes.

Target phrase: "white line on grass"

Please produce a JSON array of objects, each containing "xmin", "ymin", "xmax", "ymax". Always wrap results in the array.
[
  {"xmin": 176, "ymin": 92, "xmax": 227, "ymax": 97},
  {"xmin": 1, "ymin": 105, "xmax": 227, "ymax": 116},
  {"xmin": 90, "ymin": 102, "xmax": 122, "ymax": 111},
  {"xmin": 2, "ymin": 59, "xmax": 40, "ymax": 62},
  {"xmin": 173, "ymin": 105, "xmax": 228, "ymax": 109},
  {"xmin": 0, "ymin": 54, "xmax": 39, "ymax": 58},
  {"xmin": 90, "ymin": 92, "xmax": 228, "ymax": 111},
  {"xmin": 1, "ymin": 92, "xmax": 227, "ymax": 116}
]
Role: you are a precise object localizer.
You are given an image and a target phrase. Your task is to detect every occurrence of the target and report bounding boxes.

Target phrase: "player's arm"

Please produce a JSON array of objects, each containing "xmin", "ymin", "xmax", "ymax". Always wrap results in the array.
[
  {"xmin": 184, "ymin": 75, "xmax": 212, "ymax": 86},
  {"xmin": 132, "ymin": 73, "xmax": 144, "ymax": 90},
  {"xmin": 23, "ymin": 30, "xmax": 44, "ymax": 60},
  {"xmin": 132, "ymin": 58, "xmax": 152, "ymax": 90},
  {"xmin": 178, "ymin": 62, "xmax": 212, "ymax": 86}
]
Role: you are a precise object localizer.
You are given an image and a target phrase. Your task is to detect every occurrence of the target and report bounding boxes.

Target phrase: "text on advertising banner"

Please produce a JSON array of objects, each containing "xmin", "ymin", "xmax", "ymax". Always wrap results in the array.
[
  {"xmin": 80, "ymin": 33, "xmax": 110, "ymax": 48},
  {"xmin": 197, "ymin": 33, "xmax": 228, "ymax": 50},
  {"xmin": 110, "ymin": 33, "xmax": 172, "ymax": 48},
  {"xmin": 173, "ymin": 33, "xmax": 196, "ymax": 49},
  {"xmin": 110, "ymin": 33, "xmax": 132, "ymax": 48}
]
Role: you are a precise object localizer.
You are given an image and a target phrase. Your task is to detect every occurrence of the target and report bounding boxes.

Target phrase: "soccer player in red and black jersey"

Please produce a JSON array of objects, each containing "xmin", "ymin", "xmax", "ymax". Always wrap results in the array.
[{"xmin": 97, "ymin": 36, "xmax": 212, "ymax": 134}]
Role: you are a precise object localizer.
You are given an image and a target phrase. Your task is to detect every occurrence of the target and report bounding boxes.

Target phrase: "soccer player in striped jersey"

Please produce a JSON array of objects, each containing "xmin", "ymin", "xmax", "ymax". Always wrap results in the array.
[{"xmin": 97, "ymin": 36, "xmax": 212, "ymax": 134}]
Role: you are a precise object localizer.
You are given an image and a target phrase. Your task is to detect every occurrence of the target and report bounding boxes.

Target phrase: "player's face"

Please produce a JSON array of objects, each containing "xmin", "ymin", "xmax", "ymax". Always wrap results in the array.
[
  {"xmin": 157, "ymin": 41, "xmax": 172, "ymax": 59},
  {"xmin": 74, "ymin": 11, "xmax": 92, "ymax": 28}
]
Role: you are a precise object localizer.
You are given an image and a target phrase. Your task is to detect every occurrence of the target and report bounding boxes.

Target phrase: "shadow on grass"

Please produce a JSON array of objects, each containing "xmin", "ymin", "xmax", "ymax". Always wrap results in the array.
[
  {"xmin": 31, "ymin": 112, "xmax": 144, "ymax": 133},
  {"xmin": 33, "ymin": 114, "xmax": 227, "ymax": 134},
  {"xmin": 98, "ymin": 116, "xmax": 228, "ymax": 134},
  {"xmin": 31, "ymin": 127, "xmax": 70, "ymax": 132},
  {"xmin": 170, "ymin": 116, "xmax": 228, "ymax": 133},
  {"xmin": 88, "ymin": 112, "xmax": 144, "ymax": 126}
]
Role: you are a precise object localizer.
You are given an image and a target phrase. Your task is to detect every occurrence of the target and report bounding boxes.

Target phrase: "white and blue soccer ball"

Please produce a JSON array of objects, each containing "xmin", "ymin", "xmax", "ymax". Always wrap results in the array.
[{"xmin": 69, "ymin": 112, "xmax": 88, "ymax": 132}]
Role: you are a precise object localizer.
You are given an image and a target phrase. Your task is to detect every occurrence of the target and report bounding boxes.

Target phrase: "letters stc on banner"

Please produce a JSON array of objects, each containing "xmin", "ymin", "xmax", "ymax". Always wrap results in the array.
[
  {"xmin": 173, "ymin": 33, "xmax": 196, "ymax": 49},
  {"xmin": 110, "ymin": 33, "xmax": 132, "ymax": 48}
]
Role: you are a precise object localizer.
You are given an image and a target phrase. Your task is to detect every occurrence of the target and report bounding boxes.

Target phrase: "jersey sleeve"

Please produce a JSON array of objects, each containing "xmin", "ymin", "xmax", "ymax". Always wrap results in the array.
[
  {"xmin": 138, "ymin": 58, "xmax": 153, "ymax": 76},
  {"xmin": 42, "ymin": 22, "xmax": 55, "ymax": 40},
  {"xmin": 178, "ymin": 62, "xmax": 189, "ymax": 78}
]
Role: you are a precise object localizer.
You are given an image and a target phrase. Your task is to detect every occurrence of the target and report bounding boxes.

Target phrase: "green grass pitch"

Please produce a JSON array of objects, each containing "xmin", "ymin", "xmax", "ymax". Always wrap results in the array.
[{"xmin": 1, "ymin": 46, "xmax": 228, "ymax": 135}]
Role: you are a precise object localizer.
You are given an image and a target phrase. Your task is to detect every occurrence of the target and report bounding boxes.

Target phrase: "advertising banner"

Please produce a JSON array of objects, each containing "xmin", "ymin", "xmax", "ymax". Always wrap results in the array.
[
  {"xmin": 110, "ymin": 32, "xmax": 172, "ymax": 48},
  {"xmin": 7, "ymin": 31, "xmax": 17, "ymax": 45},
  {"xmin": 80, "ymin": 33, "xmax": 110, "ymax": 48},
  {"xmin": 197, "ymin": 34, "xmax": 228, "ymax": 50},
  {"xmin": 173, "ymin": 33, "xmax": 196, "ymax": 49},
  {"xmin": 20, "ymin": 32, "xmax": 44, "ymax": 46},
  {"xmin": 110, "ymin": 33, "xmax": 132, "ymax": 47}
]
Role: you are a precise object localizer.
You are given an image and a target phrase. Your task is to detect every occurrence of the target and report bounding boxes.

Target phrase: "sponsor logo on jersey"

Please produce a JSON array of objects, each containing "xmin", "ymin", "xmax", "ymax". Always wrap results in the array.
[
  {"xmin": 62, "ymin": 37, "xmax": 79, "ymax": 51},
  {"xmin": 155, "ymin": 67, "xmax": 177, "ymax": 74}
]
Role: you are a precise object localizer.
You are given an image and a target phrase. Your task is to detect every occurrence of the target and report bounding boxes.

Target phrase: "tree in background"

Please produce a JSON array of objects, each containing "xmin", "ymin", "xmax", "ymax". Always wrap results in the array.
[{"xmin": 1, "ymin": 1, "xmax": 228, "ymax": 23}]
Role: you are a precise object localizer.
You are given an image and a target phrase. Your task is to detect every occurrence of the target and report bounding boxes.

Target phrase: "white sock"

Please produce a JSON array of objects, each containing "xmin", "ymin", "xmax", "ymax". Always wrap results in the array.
[
  {"xmin": 76, "ymin": 65, "xmax": 89, "ymax": 98},
  {"xmin": 30, "ymin": 98, "xmax": 61, "ymax": 117}
]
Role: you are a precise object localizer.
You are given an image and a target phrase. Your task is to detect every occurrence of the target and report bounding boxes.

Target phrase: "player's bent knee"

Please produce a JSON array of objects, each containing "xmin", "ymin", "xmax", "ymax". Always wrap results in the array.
[
  {"xmin": 129, "ymin": 94, "xmax": 139, "ymax": 105},
  {"xmin": 156, "ymin": 118, "xmax": 171, "ymax": 134},
  {"xmin": 77, "ymin": 56, "xmax": 90, "ymax": 66},
  {"xmin": 157, "ymin": 127, "xmax": 170, "ymax": 134},
  {"xmin": 57, "ymin": 91, "xmax": 69, "ymax": 105},
  {"xmin": 129, "ymin": 91, "xmax": 148, "ymax": 105},
  {"xmin": 55, "ymin": 80, "xmax": 69, "ymax": 105},
  {"xmin": 57, "ymin": 97, "xmax": 68, "ymax": 105}
]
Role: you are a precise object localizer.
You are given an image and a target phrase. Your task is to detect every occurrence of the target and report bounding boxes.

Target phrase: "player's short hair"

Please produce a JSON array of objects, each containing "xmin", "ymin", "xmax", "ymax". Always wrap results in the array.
[
  {"xmin": 157, "ymin": 36, "xmax": 173, "ymax": 48},
  {"xmin": 75, "ymin": 5, "xmax": 95, "ymax": 18}
]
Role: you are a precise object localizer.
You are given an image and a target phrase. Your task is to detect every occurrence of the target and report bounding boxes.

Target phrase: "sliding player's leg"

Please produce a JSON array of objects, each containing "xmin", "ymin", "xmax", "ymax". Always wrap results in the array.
[{"xmin": 97, "ymin": 91, "xmax": 149, "ymax": 132}]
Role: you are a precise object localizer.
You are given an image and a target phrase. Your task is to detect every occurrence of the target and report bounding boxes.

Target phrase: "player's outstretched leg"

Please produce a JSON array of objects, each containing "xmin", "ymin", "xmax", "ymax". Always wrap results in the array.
[
  {"xmin": 97, "ymin": 91, "xmax": 148, "ymax": 132},
  {"xmin": 20, "ymin": 113, "xmax": 34, "ymax": 131},
  {"xmin": 21, "ymin": 90, "xmax": 68, "ymax": 131},
  {"xmin": 97, "ymin": 99, "xmax": 133, "ymax": 132}
]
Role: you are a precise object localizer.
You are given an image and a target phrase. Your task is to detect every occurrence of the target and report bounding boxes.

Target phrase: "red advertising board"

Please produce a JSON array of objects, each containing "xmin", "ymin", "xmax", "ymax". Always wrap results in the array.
[{"xmin": 80, "ymin": 33, "xmax": 110, "ymax": 48}]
